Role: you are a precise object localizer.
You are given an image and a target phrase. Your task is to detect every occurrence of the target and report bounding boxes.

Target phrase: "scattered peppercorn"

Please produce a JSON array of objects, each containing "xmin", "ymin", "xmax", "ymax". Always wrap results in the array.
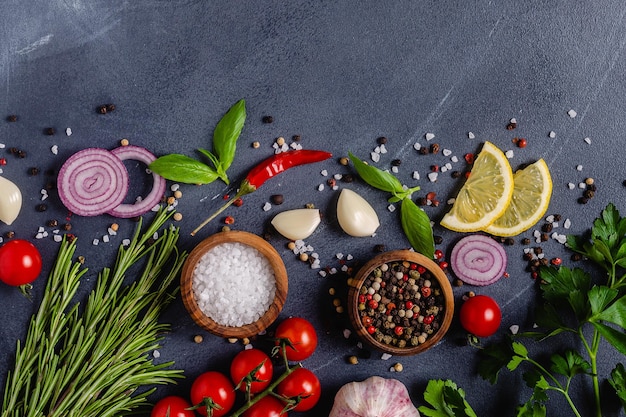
[
  {"xmin": 47, "ymin": 219, "xmax": 58, "ymax": 227},
  {"xmin": 506, "ymin": 121, "xmax": 517, "ymax": 130},
  {"xmin": 36, "ymin": 204, "xmax": 47, "ymax": 212},
  {"xmin": 377, "ymin": 136, "xmax": 388, "ymax": 145},
  {"xmin": 6, "ymin": 115, "xmax": 17, "ymax": 122},
  {"xmin": 270, "ymin": 194, "xmax": 284, "ymax": 205},
  {"xmin": 17, "ymin": 150, "xmax": 26, "ymax": 158},
  {"xmin": 391, "ymin": 159, "xmax": 402, "ymax": 167},
  {"xmin": 63, "ymin": 223, "xmax": 72, "ymax": 231},
  {"xmin": 28, "ymin": 167, "xmax": 39, "ymax": 176},
  {"xmin": 292, "ymin": 135, "xmax": 301, "ymax": 142},
  {"xmin": 347, "ymin": 355, "xmax": 359, "ymax": 365},
  {"xmin": 193, "ymin": 335, "xmax": 204, "ymax": 344},
  {"xmin": 374, "ymin": 244, "xmax": 386, "ymax": 253},
  {"xmin": 44, "ymin": 127, "xmax": 55, "ymax": 135},
  {"xmin": 262, "ymin": 115, "xmax": 274, "ymax": 124},
  {"xmin": 252, "ymin": 141, "xmax": 260, "ymax": 148},
  {"xmin": 5, "ymin": 231, "xmax": 15, "ymax": 239},
  {"xmin": 429, "ymin": 143, "xmax": 440, "ymax": 154},
  {"xmin": 341, "ymin": 174, "xmax": 354, "ymax": 183},
  {"xmin": 434, "ymin": 235, "xmax": 443, "ymax": 245}
]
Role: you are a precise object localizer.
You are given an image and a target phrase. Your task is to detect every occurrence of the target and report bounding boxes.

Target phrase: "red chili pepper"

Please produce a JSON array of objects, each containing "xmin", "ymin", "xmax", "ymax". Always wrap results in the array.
[{"xmin": 191, "ymin": 149, "xmax": 332, "ymax": 236}]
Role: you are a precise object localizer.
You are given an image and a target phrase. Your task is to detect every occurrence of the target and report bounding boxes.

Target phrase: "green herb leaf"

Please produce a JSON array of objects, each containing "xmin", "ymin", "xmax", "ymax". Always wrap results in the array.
[
  {"xmin": 589, "ymin": 285, "xmax": 619, "ymax": 315},
  {"xmin": 197, "ymin": 148, "xmax": 229, "ymax": 184},
  {"xmin": 213, "ymin": 98, "xmax": 246, "ymax": 173},
  {"xmin": 593, "ymin": 294, "xmax": 626, "ymax": 329},
  {"xmin": 400, "ymin": 198, "xmax": 435, "ymax": 259},
  {"xmin": 609, "ymin": 363, "xmax": 626, "ymax": 411},
  {"xmin": 539, "ymin": 266, "xmax": 591, "ymax": 320},
  {"xmin": 523, "ymin": 370, "xmax": 550, "ymax": 400},
  {"xmin": 516, "ymin": 400, "xmax": 547, "ymax": 417},
  {"xmin": 591, "ymin": 322, "xmax": 626, "ymax": 355},
  {"xmin": 419, "ymin": 380, "xmax": 478, "ymax": 417},
  {"xmin": 149, "ymin": 154, "xmax": 219, "ymax": 184},
  {"xmin": 477, "ymin": 338, "xmax": 520, "ymax": 384},
  {"xmin": 348, "ymin": 152, "xmax": 405, "ymax": 194},
  {"xmin": 550, "ymin": 350, "xmax": 591, "ymax": 378}
]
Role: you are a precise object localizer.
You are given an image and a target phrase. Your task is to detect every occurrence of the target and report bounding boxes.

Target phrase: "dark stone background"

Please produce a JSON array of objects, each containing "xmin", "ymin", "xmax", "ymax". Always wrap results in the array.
[{"xmin": 1, "ymin": 1, "xmax": 626, "ymax": 415}]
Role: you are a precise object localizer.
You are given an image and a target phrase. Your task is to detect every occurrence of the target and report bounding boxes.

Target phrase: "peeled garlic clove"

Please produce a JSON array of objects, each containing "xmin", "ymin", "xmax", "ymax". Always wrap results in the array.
[
  {"xmin": 337, "ymin": 188, "xmax": 379, "ymax": 237},
  {"xmin": 271, "ymin": 208, "xmax": 321, "ymax": 240},
  {"xmin": 0, "ymin": 176, "xmax": 22, "ymax": 225}
]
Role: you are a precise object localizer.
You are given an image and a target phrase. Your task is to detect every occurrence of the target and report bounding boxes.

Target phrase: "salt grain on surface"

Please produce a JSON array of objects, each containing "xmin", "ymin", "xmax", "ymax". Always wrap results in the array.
[{"xmin": 192, "ymin": 242, "xmax": 276, "ymax": 327}]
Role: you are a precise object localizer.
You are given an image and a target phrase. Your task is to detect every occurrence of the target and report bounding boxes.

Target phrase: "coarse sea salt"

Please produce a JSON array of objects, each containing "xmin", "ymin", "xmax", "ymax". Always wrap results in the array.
[{"xmin": 192, "ymin": 242, "xmax": 276, "ymax": 327}]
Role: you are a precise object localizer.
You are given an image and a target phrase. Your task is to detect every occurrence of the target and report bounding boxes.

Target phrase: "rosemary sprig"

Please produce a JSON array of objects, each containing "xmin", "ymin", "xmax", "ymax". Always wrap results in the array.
[{"xmin": 1, "ymin": 208, "xmax": 187, "ymax": 417}]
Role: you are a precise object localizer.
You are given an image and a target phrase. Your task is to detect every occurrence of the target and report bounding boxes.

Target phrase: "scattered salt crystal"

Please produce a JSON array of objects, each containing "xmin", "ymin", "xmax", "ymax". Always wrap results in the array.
[
  {"xmin": 374, "ymin": 146, "xmax": 381, "ymax": 154},
  {"xmin": 584, "ymin": 137, "xmax": 591, "ymax": 144},
  {"xmin": 370, "ymin": 152, "xmax": 380, "ymax": 163},
  {"xmin": 450, "ymin": 155, "xmax": 458, "ymax": 163},
  {"xmin": 334, "ymin": 173, "xmax": 343, "ymax": 180},
  {"xmin": 51, "ymin": 145, "xmax": 59, "ymax": 155},
  {"xmin": 153, "ymin": 232, "xmax": 159, "ymax": 240},
  {"xmin": 564, "ymin": 218, "xmax": 571, "ymax": 229},
  {"xmin": 311, "ymin": 252, "xmax": 319, "ymax": 259},
  {"xmin": 442, "ymin": 149, "xmax": 452, "ymax": 156},
  {"xmin": 0, "ymin": 143, "xmax": 5, "ymax": 148},
  {"xmin": 568, "ymin": 183, "xmax": 576, "ymax": 190},
  {"xmin": 444, "ymin": 162, "xmax": 452, "ymax": 170},
  {"xmin": 318, "ymin": 270, "xmax": 327, "ymax": 277},
  {"xmin": 244, "ymin": 343, "xmax": 253, "ymax": 350},
  {"xmin": 447, "ymin": 198, "xmax": 456, "ymax": 204},
  {"xmin": 54, "ymin": 235, "xmax": 62, "ymax": 242},
  {"xmin": 341, "ymin": 264, "xmax": 349, "ymax": 272},
  {"xmin": 329, "ymin": 267, "xmax": 337, "ymax": 274},
  {"xmin": 549, "ymin": 131, "xmax": 556, "ymax": 138},
  {"xmin": 428, "ymin": 172, "xmax": 438, "ymax": 182},
  {"xmin": 509, "ymin": 325, "xmax": 520, "ymax": 335},
  {"xmin": 152, "ymin": 204, "xmax": 161, "ymax": 212},
  {"xmin": 425, "ymin": 133, "xmax": 435, "ymax": 141},
  {"xmin": 122, "ymin": 239, "xmax": 131, "ymax": 246},
  {"xmin": 576, "ymin": 164, "xmax": 583, "ymax": 171},
  {"xmin": 391, "ymin": 166, "xmax": 399, "ymax": 173},
  {"xmin": 413, "ymin": 142, "xmax": 421, "ymax": 151},
  {"xmin": 310, "ymin": 260, "xmax": 321, "ymax": 269},
  {"xmin": 65, "ymin": 127, "xmax": 72, "ymax": 136},
  {"xmin": 153, "ymin": 350, "xmax": 160, "ymax": 359},
  {"xmin": 321, "ymin": 169, "xmax": 328, "ymax": 176},
  {"xmin": 537, "ymin": 253, "xmax": 545, "ymax": 259},
  {"xmin": 505, "ymin": 149, "xmax": 514, "ymax": 159},
  {"xmin": 343, "ymin": 329, "xmax": 352, "ymax": 339},
  {"xmin": 387, "ymin": 204, "xmax": 396, "ymax": 212},
  {"xmin": 318, "ymin": 184, "xmax": 325, "ymax": 191},
  {"xmin": 93, "ymin": 239, "xmax": 99, "ymax": 245},
  {"xmin": 263, "ymin": 202, "xmax": 272, "ymax": 211},
  {"xmin": 578, "ymin": 182, "xmax": 586, "ymax": 189},
  {"xmin": 568, "ymin": 109, "xmax": 577, "ymax": 118},
  {"xmin": 468, "ymin": 132, "xmax": 475, "ymax": 139},
  {"xmin": 379, "ymin": 144, "xmax": 388, "ymax": 154},
  {"xmin": 332, "ymin": 185, "xmax": 339, "ymax": 190},
  {"xmin": 545, "ymin": 215, "xmax": 555, "ymax": 223},
  {"xmin": 441, "ymin": 165, "xmax": 448, "ymax": 173},
  {"xmin": 102, "ymin": 235, "xmax": 110, "ymax": 243},
  {"xmin": 170, "ymin": 183, "xmax": 180, "ymax": 192},
  {"xmin": 346, "ymin": 254, "xmax": 354, "ymax": 261},
  {"xmin": 35, "ymin": 233, "xmax": 44, "ymax": 239},
  {"xmin": 510, "ymin": 118, "xmax": 517, "ymax": 124},
  {"xmin": 412, "ymin": 171, "xmax": 420, "ymax": 180},
  {"xmin": 336, "ymin": 253, "xmax": 344, "ymax": 260},
  {"xmin": 381, "ymin": 353, "xmax": 392, "ymax": 360}
]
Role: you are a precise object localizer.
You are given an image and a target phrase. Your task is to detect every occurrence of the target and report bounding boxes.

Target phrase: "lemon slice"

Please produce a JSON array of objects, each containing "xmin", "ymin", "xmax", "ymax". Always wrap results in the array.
[
  {"xmin": 483, "ymin": 159, "xmax": 552, "ymax": 237},
  {"xmin": 440, "ymin": 141, "xmax": 514, "ymax": 232}
]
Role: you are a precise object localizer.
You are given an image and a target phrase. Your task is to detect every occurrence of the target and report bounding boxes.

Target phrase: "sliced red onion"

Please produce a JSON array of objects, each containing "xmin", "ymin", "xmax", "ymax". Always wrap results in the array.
[
  {"xmin": 57, "ymin": 148, "xmax": 130, "ymax": 216},
  {"xmin": 450, "ymin": 234, "xmax": 507, "ymax": 286},
  {"xmin": 106, "ymin": 145, "xmax": 166, "ymax": 218}
]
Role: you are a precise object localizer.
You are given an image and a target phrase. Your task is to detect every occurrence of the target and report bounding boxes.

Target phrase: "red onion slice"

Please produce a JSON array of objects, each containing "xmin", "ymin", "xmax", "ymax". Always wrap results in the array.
[
  {"xmin": 450, "ymin": 234, "xmax": 507, "ymax": 286},
  {"xmin": 106, "ymin": 145, "xmax": 167, "ymax": 218},
  {"xmin": 57, "ymin": 148, "xmax": 130, "ymax": 216}
]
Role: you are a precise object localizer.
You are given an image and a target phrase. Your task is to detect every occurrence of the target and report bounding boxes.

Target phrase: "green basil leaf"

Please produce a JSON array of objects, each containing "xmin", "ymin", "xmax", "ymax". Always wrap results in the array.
[
  {"xmin": 213, "ymin": 99, "xmax": 246, "ymax": 172},
  {"xmin": 148, "ymin": 154, "xmax": 219, "ymax": 184},
  {"xmin": 348, "ymin": 152, "xmax": 404, "ymax": 194},
  {"xmin": 198, "ymin": 148, "xmax": 229, "ymax": 184},
  {"xmin": 400, "ymin": 198, "xmax": 434, "ymax": 259}
]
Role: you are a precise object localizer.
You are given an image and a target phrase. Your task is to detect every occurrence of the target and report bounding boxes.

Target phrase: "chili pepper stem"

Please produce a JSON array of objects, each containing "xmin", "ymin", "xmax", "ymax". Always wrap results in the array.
[{"xmin": 191, "ymin": 181, "xmax": 256, "ymax": 236}]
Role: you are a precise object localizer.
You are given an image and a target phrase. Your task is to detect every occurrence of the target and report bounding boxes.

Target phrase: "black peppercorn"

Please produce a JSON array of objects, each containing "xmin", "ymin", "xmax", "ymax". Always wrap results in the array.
[
  {"xmin": 6, "ymin": 115, "xmax": 17, "ymax": 122},
  {"xmin": 374, "ymin": 244, "xmax": 386, "ymax": 252},
  {"xmin": 506, "ymin": 121, "xmax": 517, "ymax": 130},
  {"xmin": 5, "ymin": 231, "xmax": 15, "ymax": 239},
  {"xmin": 97, "ymin": 105, "xmax": 108, "ymax": 114},
  {"xmin": 262, "ymin": 115, "xmax": 274, "ymax": 124},
  {"xmin": 270, "ymin": 194, "xmax": 284, "ymax": 205},
  {"xmin": 292, "ymin": 134, "xmax": 301, "ymax": 142},
  {"xmin": 451, "ymin": 171, "xmax": 462, "ymax": 179},
  {"xmin": 36, "ymin": 204, "xmax": 47, "ymax": 212},
  {"xmin": 63, "ymin": 223, "xmax": 72, "ymax": 231},
  {"xmin": 542, "ymin": 223, "xmax": 553, "ymax": 233},
  {"xmin": 429, "ymin": 143, "xmax": 440, "ymax": 154},
  {"xmin": 17, "ymin": 150, "xmax": 26, "ymax": 158},
  {"xmin": 377, "ymin": 136, "xmax": 388, "ymax": 145},
  {"xmin": 28, "ymin": 167, "xmax": 40, "ymax": 176},
  {"xmin": 583, "ymin": 189, "xmax": 595, "ymax": 199},
  {"xmin": 521, "ymin": 237, "xmax": 531, "ymax": 245},
  {"xmin": 434, "ymin": 235, "xmax": 444, "ymax": 245},
  {"xmin": 391, "ymin": 159, "xmax": 401, "ymax": 167},
  {"xmin": 578, "ymin": 196, "xmax": 589, "ymax": 204},
  {"xmin": 341, "ymin": 174, "xmax": 354, "ymax": 183},
  {"xmin": 44, "ymin": 127, "xmax": 55, "ymax": 135},
  {"xmin": 106, "ymin": 104, "xmax": 116, "ymax": 112},
  {"xmin": 47, "ymin": 219, "xmax": 58, "ymax": 227}
]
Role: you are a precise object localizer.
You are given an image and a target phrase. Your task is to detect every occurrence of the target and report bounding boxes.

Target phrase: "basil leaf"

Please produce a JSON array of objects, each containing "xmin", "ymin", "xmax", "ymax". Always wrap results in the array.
[
  {"xmin": 400, "ymin": 198, "xmax": 434, "ymax": 259},
  {"xmin": 149, "ymin": 154, "xmax": 219, "ymax": 184},
  {"xmin": 348, "ymin": 152, "xmax": 404, "ymax": 194},
  {"xmin": 198, "ymin": 148, "xmax": 229, "ymax": 184},
  {"xmin": 213, "ymin": 99, "xmax": 246, "ymax": 172}
]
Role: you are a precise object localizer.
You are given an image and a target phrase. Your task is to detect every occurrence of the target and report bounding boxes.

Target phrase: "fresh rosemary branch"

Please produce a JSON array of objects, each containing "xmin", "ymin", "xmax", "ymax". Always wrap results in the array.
[{"xmin": 1, "ymin": 208, "xmax": 187, "ymax": 417}]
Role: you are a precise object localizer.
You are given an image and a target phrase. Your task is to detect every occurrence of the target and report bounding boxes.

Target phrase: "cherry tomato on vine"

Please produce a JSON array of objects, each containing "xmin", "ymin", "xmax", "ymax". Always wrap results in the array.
[
  {"xmin": 276, "ymin": 367, "xmax": 321, "ymax": 412},
  {"xmin": 242, "ymin": 395, "xmax": 287, "ymax": 417},
  {"xmin": 0, "ymin": 239, "xmax": 42, "ymax": 286},
  {"xmin": 190, "ymin": 371, "xmax": 235, "ymax": 417},
  {"xmin": 230, "ymin": 348, "xmax": 274, "ymax": 393},
  {"xmin": 274, "ymin": 317, "xmax": 318, "ymax": 361},
  {"xmin": 151, "ymin": 396, "xmax": 194, "ymax": 417},
  {"xmin": 459, "ymin": 295, "xmax": 502, "ymax": 337}
]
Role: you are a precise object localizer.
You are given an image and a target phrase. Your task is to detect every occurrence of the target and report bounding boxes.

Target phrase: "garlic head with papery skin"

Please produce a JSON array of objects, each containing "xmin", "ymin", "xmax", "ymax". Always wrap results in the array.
[
  {"xmin": 0, "ymin": 176, "xmax": 22, "ymax": 225},
  {"xmin": 329, "ymin": 376, "xmax": 420, "ymax": 417},
  {"xmin": 271, "ymin": 208, "xmax": 321, "ymax": 240},
  {"xmin": 337, "ymin": 188, "xmax": 380, "ymax": 237}
]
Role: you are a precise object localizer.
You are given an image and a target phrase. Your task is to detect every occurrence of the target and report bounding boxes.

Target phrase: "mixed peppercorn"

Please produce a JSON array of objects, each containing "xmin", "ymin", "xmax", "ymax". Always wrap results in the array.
[{"xmin": 357, "ymin": 260, "xmax": 446, "ymax": 349}]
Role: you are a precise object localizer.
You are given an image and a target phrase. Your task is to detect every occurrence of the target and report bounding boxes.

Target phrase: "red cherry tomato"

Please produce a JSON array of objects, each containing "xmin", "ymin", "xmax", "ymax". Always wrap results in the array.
[
  {"xmin": 243, "ymin": 395, "xmax": 287, "ymax": 417},
  {"xmin": 230, "ymin": 348, "xmax": 274, "ymax": 393},
  {"xmin": 274, "ymin": 317, "xmax": 318, "ymax": 361},
  {"xmin": 0, "ymin": 239, "xmax": 42, "ymax": 286},
  {"xmin": 151, "ymin": 396, "xmax": 194, "ymax": 417},
  {"xmin": 459, "ymin": 295, "xmax": 502, "ymax": 337},
  {"xmin": 190, "ymin": 371, "xmax": 235, "ymax": 417},
  {"xmin": 276, "ymin": 368, "xmax": 321, "ymax": 412}
]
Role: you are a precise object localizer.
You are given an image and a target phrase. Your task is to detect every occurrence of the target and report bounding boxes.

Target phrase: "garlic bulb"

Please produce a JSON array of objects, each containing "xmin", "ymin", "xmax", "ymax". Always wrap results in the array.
[
  {"xmin": 0, "ymin": 176, "xmax": 22, "ymax": 225},
  {"xmin": 337, "ymin": 188, "xmax": 379, "ymax": 237},
  {"xmin": 271, "ymin": 208, "xmax": 321, "ymax": 240},
  {"xmin": 329, "ymin": 376, "xmax": 420, "ymax": 417}
]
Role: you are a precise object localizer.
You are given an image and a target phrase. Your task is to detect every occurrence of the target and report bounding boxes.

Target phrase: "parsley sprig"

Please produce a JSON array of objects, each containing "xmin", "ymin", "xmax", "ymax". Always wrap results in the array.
[{"xmin": 477, "ymin": 203, "xmax": 626, "ymax": 417}]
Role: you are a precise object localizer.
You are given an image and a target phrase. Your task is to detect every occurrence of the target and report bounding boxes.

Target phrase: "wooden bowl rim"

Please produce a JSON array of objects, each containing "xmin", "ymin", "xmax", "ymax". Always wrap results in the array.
[
  {"xmin": 181, "ymin": 230, "xmax": 288, "ymax": 338},
  {"xmin": 348, "ymin": 249, "xmax": 454, "ymax": 356}
]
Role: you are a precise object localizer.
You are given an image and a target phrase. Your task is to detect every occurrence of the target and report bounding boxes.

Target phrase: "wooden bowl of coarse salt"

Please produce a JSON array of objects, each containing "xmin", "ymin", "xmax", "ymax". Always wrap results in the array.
[{"xmin": 181, "ymin": 230, "xmax": 288, "ymax": 339}]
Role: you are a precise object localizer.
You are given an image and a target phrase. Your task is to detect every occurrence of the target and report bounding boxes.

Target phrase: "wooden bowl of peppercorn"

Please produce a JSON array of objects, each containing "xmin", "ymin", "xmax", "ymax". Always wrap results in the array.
[{"xmin": 348, "ymin": 250, "xmax": 454, "ymax": 356}]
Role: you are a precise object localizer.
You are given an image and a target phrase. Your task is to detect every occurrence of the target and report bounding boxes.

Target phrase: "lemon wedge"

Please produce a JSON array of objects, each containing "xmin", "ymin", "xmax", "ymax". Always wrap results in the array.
[
  {"xmin": 483, "ymin": 159, "xmax": 552, "ymax": 237},
  {"xmin": 440, "ymin": 141, "xmax": 514, "ymax": 232}
]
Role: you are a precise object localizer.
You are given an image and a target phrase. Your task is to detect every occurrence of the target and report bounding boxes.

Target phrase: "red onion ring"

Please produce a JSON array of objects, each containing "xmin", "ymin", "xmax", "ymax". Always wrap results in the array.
[
  {"xmin": 450, "ymin": 234, "xmax": 507, "ymax": 286},
  {"xmin": 106, "ymin": 145, "xmax": 167, "ymax": 218},
  {"xmin": 57, "ymin": 148, "xmax": 130, "ymax": 216}
]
